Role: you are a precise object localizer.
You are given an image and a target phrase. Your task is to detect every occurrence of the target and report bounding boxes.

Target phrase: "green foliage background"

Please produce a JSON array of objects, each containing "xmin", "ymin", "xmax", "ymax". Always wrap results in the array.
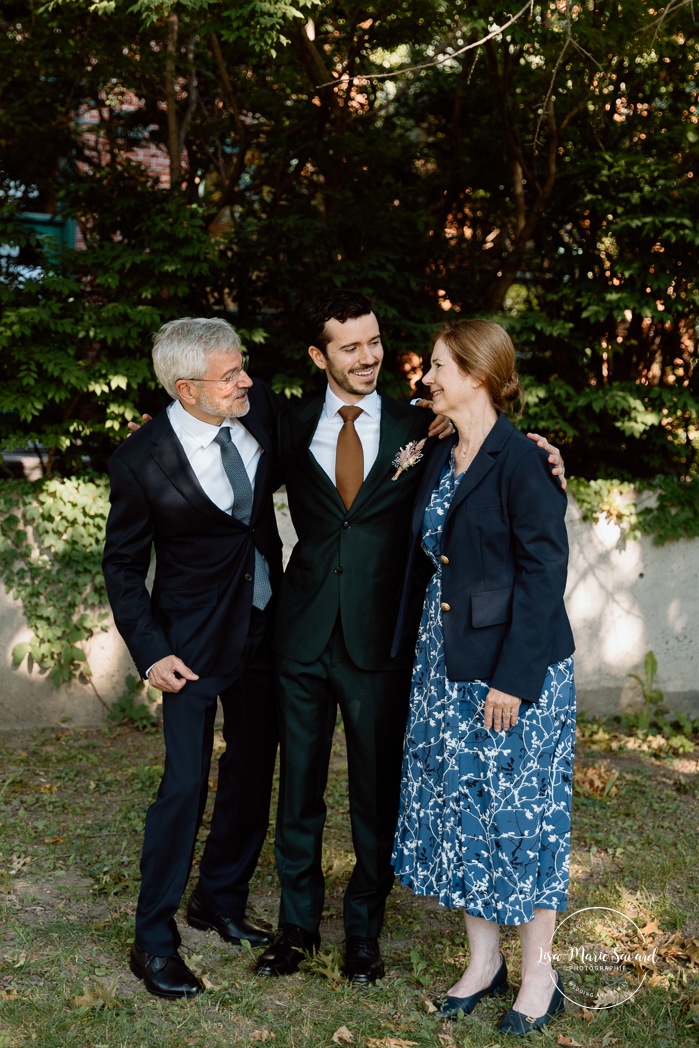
[
  {"xmin": 0, "ymin": 1, "xmax": 697, "ymax": 681},
  {"xmin": 1, "ymin": 0, "xmax": 696, "ymax": 482}
]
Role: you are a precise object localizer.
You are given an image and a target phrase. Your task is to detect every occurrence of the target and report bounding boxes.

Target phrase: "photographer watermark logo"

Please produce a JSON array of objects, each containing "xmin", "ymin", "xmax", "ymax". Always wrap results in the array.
[{"xmin": 546, "ymin": 906, "xmax": 657, "ymax": 1009}]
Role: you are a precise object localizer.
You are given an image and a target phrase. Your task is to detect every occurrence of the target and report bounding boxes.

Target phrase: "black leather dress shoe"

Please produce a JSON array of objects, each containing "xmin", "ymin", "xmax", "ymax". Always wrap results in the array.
[
  {"xmin": 186, "ymin": 894, "xmax": 273, "ymax": 946},
  {"xmin": 129, "ymin": 943, "xmax": 203, "ymax": 999},
  {"xmin": 438, "ymin": 953, "xmax": 509, "ymax": 1018},
  {"xmin": 342, "ymin": 936, "xmax": 385, "ymax": 985},
  {"xmin": 499, "ymin": 972, "xmax": 565, "ymax": 1036},
  {"xmin": 255, "ymin": 925, "xmax": 320, "ymax": 976}
]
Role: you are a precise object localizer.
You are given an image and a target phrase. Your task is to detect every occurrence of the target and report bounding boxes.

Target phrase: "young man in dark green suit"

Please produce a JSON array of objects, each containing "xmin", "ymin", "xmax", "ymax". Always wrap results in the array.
[{"xmin": 255, "ymin": 290, "xmax": 435, "ymax": 983}]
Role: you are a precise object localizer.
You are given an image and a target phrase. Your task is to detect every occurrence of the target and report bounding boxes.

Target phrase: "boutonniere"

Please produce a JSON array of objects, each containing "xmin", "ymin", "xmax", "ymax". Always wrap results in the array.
[{"xmin": 392, "ymin": 438, "xmax": 427, "ymax": 480}]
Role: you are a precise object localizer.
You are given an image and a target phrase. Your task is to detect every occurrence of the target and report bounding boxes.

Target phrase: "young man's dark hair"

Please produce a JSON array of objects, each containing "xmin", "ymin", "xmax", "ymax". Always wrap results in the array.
[{"xmin": 305, "ymin": 290, "xmax": 373, "ymax": 351}]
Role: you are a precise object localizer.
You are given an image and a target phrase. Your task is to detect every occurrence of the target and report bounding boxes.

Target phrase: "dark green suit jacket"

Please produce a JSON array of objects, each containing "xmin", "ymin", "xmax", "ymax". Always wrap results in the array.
[{"xmin": 272, "ymin": 393, "xmax": 431, "ymax": 672}]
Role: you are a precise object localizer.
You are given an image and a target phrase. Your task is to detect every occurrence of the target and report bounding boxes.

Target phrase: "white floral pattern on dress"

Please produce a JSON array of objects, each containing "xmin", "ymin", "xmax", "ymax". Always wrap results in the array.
[{"xmin": 392, "ymin": 457, "xmax": 576, "ymax": 925}]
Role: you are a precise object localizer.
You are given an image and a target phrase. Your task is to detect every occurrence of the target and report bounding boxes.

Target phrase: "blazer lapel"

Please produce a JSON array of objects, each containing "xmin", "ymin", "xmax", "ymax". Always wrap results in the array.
[
  {"xmin": 149, "ymin": 411, "xmax": 242, "ymax": 526},
  {"xmin": 409, "ymin": 436, "xmax": 453, "ymax": 538},
  {"xmin": 444, "ymin": 413, "xmax": 514, "ymax": 522},
  {"xmin": 348, "ymin": 394, "xmax": 424, "ymax": 513},
  {"xmin": 408, "ymin": 413, "xmax": 516, "ymax": 539},
  {"xmin": 292, "ymin": 396, "xmax": 347, "ymax": 504}
]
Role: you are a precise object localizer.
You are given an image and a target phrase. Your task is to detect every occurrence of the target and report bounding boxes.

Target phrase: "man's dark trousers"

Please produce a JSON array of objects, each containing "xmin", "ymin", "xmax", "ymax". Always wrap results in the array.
[
  {"xmin": 271, "ymin": 392, "xmax": 431, "ymax": 939},
  {"xmin": 136, "ymin": 609, "xmax": 277, "ymax": 956},
  {"xmin": 274, "ymin": 623, "xmax": 410, "ymax": 937}
]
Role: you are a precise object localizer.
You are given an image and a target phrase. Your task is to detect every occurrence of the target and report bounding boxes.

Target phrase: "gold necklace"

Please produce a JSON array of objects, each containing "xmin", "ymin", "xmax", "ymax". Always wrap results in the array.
[{"xmin": 454, "ymin": 438, "xmax": 484, "ymax": 459}]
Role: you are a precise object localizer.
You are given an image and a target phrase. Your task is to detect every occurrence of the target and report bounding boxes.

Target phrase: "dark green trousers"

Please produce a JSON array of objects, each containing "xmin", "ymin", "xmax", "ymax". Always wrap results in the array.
[{"xmin": 274, "ymin": 620, "xmax": 411, "ymax": 938}]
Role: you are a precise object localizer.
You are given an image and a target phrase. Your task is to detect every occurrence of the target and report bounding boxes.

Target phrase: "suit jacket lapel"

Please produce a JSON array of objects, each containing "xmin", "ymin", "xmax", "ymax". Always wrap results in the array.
[
  {"xmin": 149, "ymin": 411, "xmax": 242, "ymax": 526},
  {"xmin": 444, "ymin": 413, "xmax": 514, "ymax": 522},
  {"xmin": 239, "ymin": 383, "xmax": 275, "ymax": 517},
  {"xmin": 408, "ymin": 413, "xmax": 516, "ymax": 538},
  {"xmin": 293, "ymin": 396, "xmax": 346, "ymax": 503},
  {"xmin": 409, "ymin": 436, "xmax": 453, "ymax": 537}
]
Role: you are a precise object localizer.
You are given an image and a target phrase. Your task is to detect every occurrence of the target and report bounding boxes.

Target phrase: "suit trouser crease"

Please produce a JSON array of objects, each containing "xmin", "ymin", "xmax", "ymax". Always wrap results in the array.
[
  {"xmin": 275, "ymin": 621, "xmax": 410, "ymax": 938},
  {"xmin": 135, "ymin": 610, "xmax": 277, "ymax": 955}
]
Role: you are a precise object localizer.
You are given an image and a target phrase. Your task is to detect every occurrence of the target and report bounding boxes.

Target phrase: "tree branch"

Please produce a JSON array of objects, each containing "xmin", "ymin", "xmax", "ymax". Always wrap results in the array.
[{"xmin": 164, "ymin": 13, "xmax": 182, "ymax": 185}]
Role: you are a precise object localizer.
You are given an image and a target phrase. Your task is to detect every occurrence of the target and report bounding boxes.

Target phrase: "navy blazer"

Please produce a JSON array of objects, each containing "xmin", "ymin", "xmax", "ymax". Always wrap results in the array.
[
  {"xmin": 392, "ymin": 413, "xmax": 574, "ymax": 702},
  {"xmin": 102, "ymin": 380, "xmax": 283, "ymax": 679}
]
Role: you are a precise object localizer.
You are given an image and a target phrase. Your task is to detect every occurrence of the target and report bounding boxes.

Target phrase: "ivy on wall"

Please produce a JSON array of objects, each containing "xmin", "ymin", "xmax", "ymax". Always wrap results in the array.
[
  {"xmin": 567, "ymin": 476, "xmax": 699, "ymax": 545},
  {"xmin": 0, "ymin": 475, "xmax": 110, "ymax": 685},
  {"xmin": 0, "ymin": 472, "xmax": 695, "ymax": 692}
]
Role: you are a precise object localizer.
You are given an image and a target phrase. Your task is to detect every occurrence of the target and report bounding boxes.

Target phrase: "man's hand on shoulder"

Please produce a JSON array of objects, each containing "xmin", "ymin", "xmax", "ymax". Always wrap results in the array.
[
  {"xmin": 413, "ymin": 397, "xmax": 455, "ymax": 441},
  {"xmin": 527, "ymin": 432, "xmax": 566, "ymax": 490},
  {"xmin": 147, "ymin": 655, "xmax": 199, "ymax": 693},
  {"xmin": 127, "ymin": 413, "xmax": 153, "ymax": 435}
]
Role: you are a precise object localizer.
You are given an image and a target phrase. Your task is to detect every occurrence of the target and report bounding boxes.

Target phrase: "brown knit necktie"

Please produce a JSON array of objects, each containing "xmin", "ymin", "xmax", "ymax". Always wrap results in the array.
[{"xmin": 335, "ymin": 405, "xmax": 364, "ymax": 509}]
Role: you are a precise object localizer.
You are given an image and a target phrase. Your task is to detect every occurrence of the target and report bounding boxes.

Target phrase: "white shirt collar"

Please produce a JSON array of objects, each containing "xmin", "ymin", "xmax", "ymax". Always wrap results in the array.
[
  {"xmin": 169, "ymin": 398, "xmax": 238, "ymax": 448},
  {"xmin": 323, "ymin": 387, "xmax": 380, "ymax": 420}
]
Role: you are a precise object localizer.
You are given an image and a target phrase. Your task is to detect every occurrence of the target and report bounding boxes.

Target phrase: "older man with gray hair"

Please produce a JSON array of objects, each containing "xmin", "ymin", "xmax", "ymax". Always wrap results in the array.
[{"xmin": 103, "ymin": 317, "xmax": 282, "ymax": 999}]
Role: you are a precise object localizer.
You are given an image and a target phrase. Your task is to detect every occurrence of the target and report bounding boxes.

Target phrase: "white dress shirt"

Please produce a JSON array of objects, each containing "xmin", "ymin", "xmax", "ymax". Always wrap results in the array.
[
  {"xmin": 167, "ymin": 399, "xmax": 262, "ymax": 515},
  {"xmin": 309, "ymin": 388, "xmax": 382, "ymax": 485}
]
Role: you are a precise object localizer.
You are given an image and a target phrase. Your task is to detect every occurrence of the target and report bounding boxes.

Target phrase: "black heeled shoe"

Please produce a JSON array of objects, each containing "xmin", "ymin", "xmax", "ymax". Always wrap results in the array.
[
  {"xmin": 437, "ymin": 953, "xmax": 509, "ymax": 1019},
  {"xmin": 499, "ymin": 972, "xmax": 565, "ymax": 1036}
]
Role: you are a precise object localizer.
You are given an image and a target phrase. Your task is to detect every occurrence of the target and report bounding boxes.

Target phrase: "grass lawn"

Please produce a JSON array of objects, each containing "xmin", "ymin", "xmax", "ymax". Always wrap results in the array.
[{"xmin": 1, "ymin": 719, "xmax": 698, "ymax": 1048}]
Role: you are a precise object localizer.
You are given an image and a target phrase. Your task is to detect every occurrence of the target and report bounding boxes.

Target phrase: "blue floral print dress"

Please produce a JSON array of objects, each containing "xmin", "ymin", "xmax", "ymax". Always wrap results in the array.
[{"xmin": 392, "ymin": 457, "xmax": 576, "ymax": 925}]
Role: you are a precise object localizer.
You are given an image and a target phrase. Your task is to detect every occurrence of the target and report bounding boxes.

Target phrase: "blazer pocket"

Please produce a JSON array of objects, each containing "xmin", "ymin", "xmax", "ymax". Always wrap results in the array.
[
  {"xmin": 464, "ymin": 497, "xmax": 502, "ymax": 513},
  {"xmin": 157, "ymin": 587, "xmax": 217, "ymax": 610},
  {"xmin": 471, "ymin": 587, "xmax": 513, "ymax": 628}
]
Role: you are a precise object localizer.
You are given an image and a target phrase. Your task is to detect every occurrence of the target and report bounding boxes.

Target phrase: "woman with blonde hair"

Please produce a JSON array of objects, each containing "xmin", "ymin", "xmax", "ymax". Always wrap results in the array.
[{"xmin": 392, "ymin": 319, "xmax": 575, "ymax": 1036}]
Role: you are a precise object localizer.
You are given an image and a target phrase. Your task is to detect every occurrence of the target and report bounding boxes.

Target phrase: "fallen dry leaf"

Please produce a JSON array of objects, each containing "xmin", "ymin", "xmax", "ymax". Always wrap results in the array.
[
  {"xmin": 71, "ymin": 979, "xmax": 121, "ymax": 1010},
  {"xmin": 332, "ymin": 1028, "xmax": 353, "ymax": 1044},
  {"xmin": 656, "ymin": 931, "xmax": 699, "ymax": 966},
  {"xmin": 251, "ymin": 1030, "xmax": 276, "ymax": 1042},
  {"xmin": 574, "ymin": 764, "xmax": 619, "ymax": 798},
  {"xmin": 366, "ymin": 1040, "xmax": 418, "ymax": 1048},
  {"xmin": 639, "ymin": 917, "xmax": 662, "ymax": 938}
]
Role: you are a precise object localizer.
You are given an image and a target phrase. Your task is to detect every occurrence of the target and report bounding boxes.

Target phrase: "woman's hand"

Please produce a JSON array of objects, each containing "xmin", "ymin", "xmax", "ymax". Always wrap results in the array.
[{"xmin": 484, "ymin": 687, "xmax": 521, "ymax": 732}]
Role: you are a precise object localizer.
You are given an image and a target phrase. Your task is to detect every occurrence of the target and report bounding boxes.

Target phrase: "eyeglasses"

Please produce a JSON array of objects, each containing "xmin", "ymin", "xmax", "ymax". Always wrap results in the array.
[{"xmin": 180, "ymin": 354, "xmax": 250, "ymax": 387}]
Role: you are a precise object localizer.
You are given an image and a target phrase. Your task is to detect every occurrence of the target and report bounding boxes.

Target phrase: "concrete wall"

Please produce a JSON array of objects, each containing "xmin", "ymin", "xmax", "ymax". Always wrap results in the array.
[
  {"xmin": 1, "ymin": 493, "xmax": 696, "ymax": 729},
  {"xmin": 564, "ymin": 499, "xmax": 698, "ymax": 718}
]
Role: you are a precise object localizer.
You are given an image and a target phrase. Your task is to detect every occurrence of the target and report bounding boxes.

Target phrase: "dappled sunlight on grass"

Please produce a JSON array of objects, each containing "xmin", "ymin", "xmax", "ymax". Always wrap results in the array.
[{"xmin": 0, "ymin": 722, "xmax": 697, "ymax": 1047}]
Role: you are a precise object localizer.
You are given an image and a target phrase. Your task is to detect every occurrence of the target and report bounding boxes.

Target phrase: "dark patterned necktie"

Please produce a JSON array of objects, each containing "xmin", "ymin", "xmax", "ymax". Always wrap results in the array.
[
  {"xmin": 214, "ymin": 427, "xmax": 271, "ymax": 610},
  {"xmin": 335, "ymin": 405, "xmax": 364, "ymax": 509}
]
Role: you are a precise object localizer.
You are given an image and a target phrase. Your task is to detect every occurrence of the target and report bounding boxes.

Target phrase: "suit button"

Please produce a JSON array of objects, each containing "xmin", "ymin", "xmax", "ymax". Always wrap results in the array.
[
  {"xmin": 343, "ymin": 520, "xmax": 351, "ymax": 529},
  {"xmin": 440, "ymin": 602, "xmax": 451, "ymax": 612},
  {"xmin": 244, "ymin": 573, "xmax": 253, "ymax": 582},
  {"xmin": 334, "ymin": 566, "xmax": 343, "ymax": 574},
  {"xmin": 440, "ymin": 555, "xmax": 450, "ymax": 565}
]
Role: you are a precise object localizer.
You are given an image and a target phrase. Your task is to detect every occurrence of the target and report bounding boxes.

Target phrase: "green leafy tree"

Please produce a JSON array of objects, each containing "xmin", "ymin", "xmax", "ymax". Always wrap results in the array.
[{"xmin": 0, "ymin": 0, "xmax": 696, "ymax": 505}]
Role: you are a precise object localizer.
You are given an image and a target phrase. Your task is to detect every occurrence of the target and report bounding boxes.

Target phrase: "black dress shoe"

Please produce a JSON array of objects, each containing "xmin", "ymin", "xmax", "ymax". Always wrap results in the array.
[
  {"xmin": 342, "ymin": 936, "xmax": 385, "ymax": 985},
  {"xmin": 438, "ymin": 953, "xmax": 509, "ymax": 1019},
  {"xmin": 186, "ymin": 894, "xmax": 273, "ymax": 946},
  {"xmin": 499, "ymin": 972, "xmax": 565, "ymax": 1035},
  {"xmin": 129, "ymin": 943, "xmax": 203, "ymax": 1000},
  {"xmin": 255, "ymin": 925, "xmax": 320, "ymax": 976}
]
